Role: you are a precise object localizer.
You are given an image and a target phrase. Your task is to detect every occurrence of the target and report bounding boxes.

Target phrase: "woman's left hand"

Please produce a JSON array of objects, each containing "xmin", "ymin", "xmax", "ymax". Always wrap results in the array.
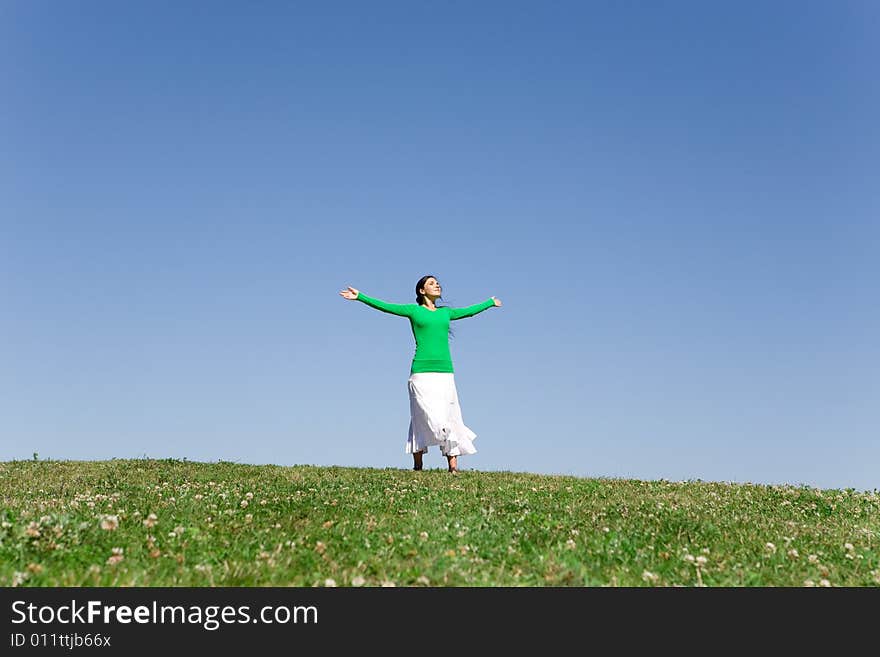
[{"xmin": 491, "ymin": 296, "xmax": 502, "ymax": 307}]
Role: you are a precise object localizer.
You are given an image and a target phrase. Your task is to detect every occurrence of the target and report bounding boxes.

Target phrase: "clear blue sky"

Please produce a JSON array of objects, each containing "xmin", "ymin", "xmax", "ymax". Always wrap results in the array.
[{"xmin": 2, "ymin": 1, "xmax": 877, "ymax": 491}]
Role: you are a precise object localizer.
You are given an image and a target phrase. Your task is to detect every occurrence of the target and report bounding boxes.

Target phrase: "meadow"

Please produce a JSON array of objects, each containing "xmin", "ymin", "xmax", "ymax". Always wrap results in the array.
[{"xmin": 2, "ymin": 459, "xmax": 878, "ymax": 587}]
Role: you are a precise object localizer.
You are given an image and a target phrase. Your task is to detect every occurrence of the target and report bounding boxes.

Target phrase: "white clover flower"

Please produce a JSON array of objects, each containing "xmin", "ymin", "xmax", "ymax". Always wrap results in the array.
[
  {"xmin": 381, "ymin": 580, "xmax": 396, "ymax": 587},
  {"xmin": 416, "ymin": 575, "xmax": 430, "ymax": 586},
  {"xmin": 642, "ymin": 571, "xmax": 659, "ymax": 583},
  {"xmin": 684, "ymin": 554, "xmax": 696, "ymax": 563},
  {"xmin": 324, "ymin": 579, "xmax": 336, "ymax": 587},
  {"xmin": 808, "ymin": 554, "xmax": 819, "ymax": 564},
  {"xmin": 844, "ymin": 543, "xmax": 854, "ymax": 551},
  {"xmin": 764, "ymin": 542, "xmax": 776, "ymax": 554},
  {"xmin": 696, "ymin": 556, "xmax": 707, "ymax": 566},
  {"xmin": 240, "ymin": 500, "xmax": 249, "ymax": 508},
  {"xmin": 419, "ymin": 531, "xmax": 429, "ymax": 540},
  {"xmin": 351, "ymin": 576, "xmax": 366, "ymax": 587},
  {"xmin": 245, "ymin": 492, "xmax": 254, "ymax": 500},
  {"xmin": 565, "ymin": 539, "xmax": 576, "ymax": 550},
  {"xmin": 143, "ymin": 513, "xmax": 158, "ymax": 528},
  {"xmin": 100, "ymin": 515, "xmax": 119, "ymax": 531},
  {"xmin": 106, "ymin": 547, "xmax": 124, "ymax": 566},
  {"xmin": 803, "ymin": 580, "xmax": 815, "ymax": 587},
  {"xmin": 787, "ymin": 549, "xmax": 799, "ymax": 559},
  {"xmin": 819, "ymin": 579, "xmax": 831, "ymax": 587}
]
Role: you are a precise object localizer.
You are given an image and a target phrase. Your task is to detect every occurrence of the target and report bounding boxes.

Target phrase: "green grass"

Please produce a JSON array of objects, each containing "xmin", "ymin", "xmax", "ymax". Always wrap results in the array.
[{"xmin": 1, "ymin": 459, "xmax": 878, "ymax": 586}]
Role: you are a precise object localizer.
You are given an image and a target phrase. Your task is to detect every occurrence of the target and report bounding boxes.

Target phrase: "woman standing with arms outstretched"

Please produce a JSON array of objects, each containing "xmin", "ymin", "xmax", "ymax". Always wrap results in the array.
[{"xmin": 339, "ymin": 275, "xmax": 502, "ymax": 473}]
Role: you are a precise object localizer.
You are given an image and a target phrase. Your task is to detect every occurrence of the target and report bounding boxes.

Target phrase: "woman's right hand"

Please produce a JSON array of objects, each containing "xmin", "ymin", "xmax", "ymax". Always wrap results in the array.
[{"xmin": 339, "ymin": 286, "xmax": 359, "ymax": 300}]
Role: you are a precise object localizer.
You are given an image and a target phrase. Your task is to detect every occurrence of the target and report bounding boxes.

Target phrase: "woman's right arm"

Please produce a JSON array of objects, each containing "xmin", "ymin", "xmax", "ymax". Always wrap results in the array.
[{"xmin": 339, "ymin": 287, "xmax": 415, "ymax": 317}]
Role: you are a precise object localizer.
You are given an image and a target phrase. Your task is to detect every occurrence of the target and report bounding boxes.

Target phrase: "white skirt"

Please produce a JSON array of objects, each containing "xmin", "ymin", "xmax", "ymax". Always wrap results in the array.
[{"xmin": 406, "ymin": 372, "xmax": 477, "ymax": 457}]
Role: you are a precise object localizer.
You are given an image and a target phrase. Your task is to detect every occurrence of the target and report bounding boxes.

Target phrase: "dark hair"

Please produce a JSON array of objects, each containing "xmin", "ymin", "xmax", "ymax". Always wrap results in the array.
[{"xmin": 415, "ymin": 274, "xmax": 454, "ymax": 339}]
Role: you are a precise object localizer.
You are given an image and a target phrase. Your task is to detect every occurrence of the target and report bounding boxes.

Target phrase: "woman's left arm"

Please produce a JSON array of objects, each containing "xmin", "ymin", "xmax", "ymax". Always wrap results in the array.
[{"xmin": 449, "ymin": 297, "xmax": 500, "ymax": 320}]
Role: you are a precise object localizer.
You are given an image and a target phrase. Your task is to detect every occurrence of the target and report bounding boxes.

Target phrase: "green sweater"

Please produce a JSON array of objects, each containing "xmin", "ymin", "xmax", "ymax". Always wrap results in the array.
[{"xmin": 356, "ymin": 292, "xmax": 495, "ymax": 373}]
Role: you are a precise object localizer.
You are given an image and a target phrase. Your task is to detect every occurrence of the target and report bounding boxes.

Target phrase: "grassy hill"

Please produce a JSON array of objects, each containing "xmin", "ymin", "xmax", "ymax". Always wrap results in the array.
[{"xmin": 1, "ymin": 459, "xmax": 878, "ymax": 586}]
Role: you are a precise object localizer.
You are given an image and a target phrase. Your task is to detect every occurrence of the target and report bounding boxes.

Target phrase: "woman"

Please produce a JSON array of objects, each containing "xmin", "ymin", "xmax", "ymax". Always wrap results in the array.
[{"xmin": 339, "ymin": 275, "xmax": 502, "ymax": 473}]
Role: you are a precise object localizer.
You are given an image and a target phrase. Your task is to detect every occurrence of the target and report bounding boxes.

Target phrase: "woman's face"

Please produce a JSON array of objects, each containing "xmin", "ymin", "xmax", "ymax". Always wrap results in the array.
[{"xmin": 421, "ymin": 278, "xmax": 442, "ymax": 297}]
